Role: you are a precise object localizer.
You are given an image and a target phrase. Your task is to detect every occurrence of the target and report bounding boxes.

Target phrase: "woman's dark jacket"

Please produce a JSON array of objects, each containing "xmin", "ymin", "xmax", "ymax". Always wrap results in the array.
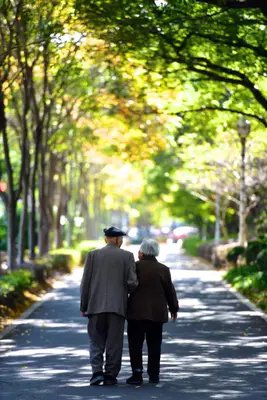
[{"xmin": 127, "ymin": 255, "xmax": 179, "ymax": 323}]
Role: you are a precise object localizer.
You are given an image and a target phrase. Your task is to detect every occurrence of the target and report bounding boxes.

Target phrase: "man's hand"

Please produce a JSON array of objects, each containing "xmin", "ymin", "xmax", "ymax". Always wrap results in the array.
[
  {"xmin": 81, "ymin": 312, "xmax": 87, "ymax": 317},
  {"xmin": 171, "ymin": 313, "xmax": 177, "ymax": 322}
]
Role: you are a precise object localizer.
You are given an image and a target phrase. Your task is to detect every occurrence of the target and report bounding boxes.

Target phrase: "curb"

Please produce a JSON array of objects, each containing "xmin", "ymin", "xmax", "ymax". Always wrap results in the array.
[
  {"xmin": 0, "ymin": 268, "xmax": 82, "ymax": 341},
  {"xmin": 0, "ymin": 289, "xmax": 56, "ymax": 340},
  {"xmin": 222, "ymin": 279, "xmax": 267, "ymax": 323},
  {"xmin": 185, "ymin": 252, "xmax": 267, "ymax": 323}
]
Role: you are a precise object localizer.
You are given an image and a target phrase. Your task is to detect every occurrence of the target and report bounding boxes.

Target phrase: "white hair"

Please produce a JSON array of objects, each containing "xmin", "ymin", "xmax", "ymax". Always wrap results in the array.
[{"xmin": 140, "ymin": 239, "xmax": 160, "ymax": 256}]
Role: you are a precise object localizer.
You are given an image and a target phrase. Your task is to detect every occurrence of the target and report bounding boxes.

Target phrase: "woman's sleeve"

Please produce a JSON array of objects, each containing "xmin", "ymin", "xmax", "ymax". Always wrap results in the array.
[{"xmin": 164, "ymin": 268, "xmax": 179, "ymax": 314}]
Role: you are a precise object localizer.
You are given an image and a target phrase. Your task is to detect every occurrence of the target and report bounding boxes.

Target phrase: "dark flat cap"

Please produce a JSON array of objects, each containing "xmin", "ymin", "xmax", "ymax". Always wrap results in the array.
[{"xmin": 103, "ymin": 226, "xmax": 126, "ymax": 237}]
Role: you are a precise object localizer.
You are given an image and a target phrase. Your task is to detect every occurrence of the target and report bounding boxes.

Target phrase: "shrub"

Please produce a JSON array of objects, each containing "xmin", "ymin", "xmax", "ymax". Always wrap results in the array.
[
  {"xmin": 0, "ymin": 270, "xmax": 34, "ymax": 297},
  {"xmin": 183, "ymin": 236, "xmax": 203, "ymax": 257},
  {"xmin": 224, "ymin": 264, "xmax": 267, "ymax": 292},
  {"xmin": 76, "ymin": 240, "xmax": 100, "ymax": 264},
  {"xmin": 256, "ymin": 249, "xmax": 267, "ymax": 271},
  {"xmin": 49, "ymin": 248, "xmax": 81, "ymax": 273},
  {"xmin": 226, "ymin": 246, "xmax": 245, "ymax": 266},
  {"xmin": 34, "ymin": 257, "xmax": 53, "ymax": 267},
  {"xmin": 245, "ymin": 240, "xmax": 266, "ymax": 265},
  {"xmin": 258, "ymin": 235, "xmax": 267, "ymax": 243},
  {"xmin": 197, "ymin": 242, "xmax": 214, "ymax": 261},
  {"xmin": 76, "ymin": 240, "xmax": 101, "ymax": 250}
]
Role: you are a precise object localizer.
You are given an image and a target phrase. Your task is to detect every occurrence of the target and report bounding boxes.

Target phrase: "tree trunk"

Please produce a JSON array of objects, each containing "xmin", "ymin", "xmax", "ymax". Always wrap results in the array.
[
  {"xmin": 45, "ymin": 152, "xmax": 56, "ymax": 251},
  {"xmin": 28, "ymin": 124, "xmax": 42, "ymax": 259},
  {"xmin": 55, "ymin": 213, "xmax": 63, "ymax": 249},
  {"xmin": 28, "ymin": 180, "xmax": 36, "ymax": 260},
  {"xmin": 17, "ymin": 107, "xmax": 30, "ymax": 264},
  {"xmin": 201, "ymin": 222, "xmax": 207, "ymax": 241},
  {"xmin": 238, "ymin": 138, "xmax": 247, "ymax": 245},
  {"xmin": 39, "ymin": 205, "xmax": 50, "ymax": 255},
  {"xmin": 0, "ymin": 82, "xmax": 17, "ymax": 269},
  {"xmin": 214, "ymin": 191, "xmax": 221, "ymax": 244},
  {"xmin": 79, "ymin": 171, "xmax": 90, "ymax": 239},
  {"xmin": 220, "ymin": 199, "xmax": 229, "ymax": 241},
  {"xmin": 54, "ymin": 180, "xmax": 63, "ymax": 249},
  {"xmin": 7, "ymin": 197, "xmax": 17, "ymax": 268},
  {"xmin": 84, "ymin": 202, "xmax": 91, "ymax": 238},
  {"xmin": 93, "ymin": 178, "xmax": 101, "ymax": 239},
  {"xmin": 67, "ymin": 217, "xmax": 74, "ymax": 247},
  {"xmin": 18, "ymin": 170, "xmax": 29, "ymax": 264},
  {"xmin": 38, "ymin": 148, "xmax": 50, "ymax": 255},
  {"xmin": 39, "ymin": 190, "xmax": 50, "ymax": 256},
  {"xmin": 39, "ymin": 225, "xmax": 50, "ymax": 255}
]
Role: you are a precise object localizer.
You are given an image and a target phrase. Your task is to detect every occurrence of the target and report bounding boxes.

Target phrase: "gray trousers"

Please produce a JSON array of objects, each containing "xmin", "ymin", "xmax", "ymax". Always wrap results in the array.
[{"xmin": 87, "ymin": 313, "xmax": 125, "ymax": 378}]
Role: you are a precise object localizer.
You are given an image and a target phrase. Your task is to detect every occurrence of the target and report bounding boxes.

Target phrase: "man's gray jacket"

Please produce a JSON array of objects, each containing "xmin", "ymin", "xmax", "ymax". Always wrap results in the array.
[{"xmin": 80, "ymin": 243, "xmax": 138, "ymax": 318}]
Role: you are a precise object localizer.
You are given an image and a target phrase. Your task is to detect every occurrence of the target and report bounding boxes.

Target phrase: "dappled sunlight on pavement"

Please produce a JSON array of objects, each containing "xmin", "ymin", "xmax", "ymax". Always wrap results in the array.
[{"xmin": 0, "ymin": 244, "xmax": 266, "ymax": 399}]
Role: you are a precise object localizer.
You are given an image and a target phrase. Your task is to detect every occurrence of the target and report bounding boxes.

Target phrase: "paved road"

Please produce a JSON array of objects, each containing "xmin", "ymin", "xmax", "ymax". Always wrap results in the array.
[{"xmin": 1, "ymin": 244, "xmax": 267, "ymax": 399}]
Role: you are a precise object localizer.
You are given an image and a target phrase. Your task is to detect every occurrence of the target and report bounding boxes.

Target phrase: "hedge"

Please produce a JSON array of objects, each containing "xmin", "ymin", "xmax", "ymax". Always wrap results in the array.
[
  {"xmin": 49, "ymin": 248, "xmax": 82, "ymax": 273},
  {"xmin": 182, "ymin": 236, "xmax": 203, "ymax": 257},
  {"xmin": 0, "ymin": 241, "xmax": 99, "ymax": 300},
  {"xmin": 226, "ymin": 236, "xmax": 267, "ymax": 268},
  {"xmin": 224, "ymin": 264, "xmax": 267, "ymax": 312},
  {"xmin": 0, "ymin": 270, "xmax": 34, "ymax": 297},
  {"xmin": 226, "ymin": 246, "xmax": 245, "ymax": 266},
  {"xmin": 75, "ymin": 240, "xmax": 101, "ymax": 264},
  {"xmin": 224, "ymin": 236, "xmax": 267, "ymax": 312},
  {"xmin": 0, "ymin": 242, "xmax": 100, "ymax": 330}
]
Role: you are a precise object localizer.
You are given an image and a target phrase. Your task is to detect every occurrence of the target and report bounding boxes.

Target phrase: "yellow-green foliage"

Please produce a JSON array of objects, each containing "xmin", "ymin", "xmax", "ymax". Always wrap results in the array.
[
  {"xmin": 224, "ymin": 264, "xmax": 267, "ymax": 312},
  {"xmin": 76, "ymin": 240, "xmax": 101, "ymax": 263},
  {"xmin": 34, "ymin": 257, "xmax": 53, "ymax": 268},
  {"xmin": 0, "ymin": 270, "xmax": 34, "ymax": 297},
  {"xmin": 182, "ymin": 236, "xmax": 203, "ymax": 257},
  {"xmin": 77, "ymin": 240, "xmax": 102, "ymax": 250},
  {"xmin": 50, "ymin": 248, "xmax": 82, "ymax": 273}
]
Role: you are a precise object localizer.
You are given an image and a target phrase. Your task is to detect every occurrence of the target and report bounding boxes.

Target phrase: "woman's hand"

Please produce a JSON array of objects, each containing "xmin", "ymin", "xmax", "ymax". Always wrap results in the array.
[{"xmin": 171, "ymin": 313, "xmax": 177, "ymax": 322}]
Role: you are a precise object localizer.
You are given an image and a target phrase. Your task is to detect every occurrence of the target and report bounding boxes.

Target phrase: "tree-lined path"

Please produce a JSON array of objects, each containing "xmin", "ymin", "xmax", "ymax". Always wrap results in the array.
[{"xmin": 1, "ymin": 244, "xmax": 267, "ymax": 400}]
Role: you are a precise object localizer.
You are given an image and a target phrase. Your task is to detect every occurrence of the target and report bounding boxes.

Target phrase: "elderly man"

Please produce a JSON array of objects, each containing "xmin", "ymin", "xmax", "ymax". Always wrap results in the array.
[
  {"xmin": 127, "ymin": 238, "xmax": 179, "ymax": 385},
  {"xmin": 80, "ymin": 226, "xmax": 138, "ymax": 386}
]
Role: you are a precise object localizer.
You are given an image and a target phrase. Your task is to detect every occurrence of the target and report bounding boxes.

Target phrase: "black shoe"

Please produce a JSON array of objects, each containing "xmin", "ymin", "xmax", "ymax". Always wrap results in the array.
[
  {"xmin": 149, "ymin": 376, "xmax": 159, "ymax": 384},
  {"xmin": 126, "ymin": 373, "xmax": 143, "ymax": 385},
  {"xmin": 104, "ymin": 375, "xmax": 118, "ymax": 386},
  {"xmin": 90, "ymin": 371, "xmax": 104, "ymax": 386}
]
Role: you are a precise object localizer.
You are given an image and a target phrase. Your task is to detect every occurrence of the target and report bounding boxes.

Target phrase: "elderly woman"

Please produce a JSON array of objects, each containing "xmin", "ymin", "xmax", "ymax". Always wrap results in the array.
[{"xmin": 126, "ymin": 239, "xmax": 179, "ymax": 385}]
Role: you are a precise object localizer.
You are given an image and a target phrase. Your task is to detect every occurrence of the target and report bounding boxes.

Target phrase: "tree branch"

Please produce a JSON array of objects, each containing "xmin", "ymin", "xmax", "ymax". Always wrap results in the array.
[
  {"xmin": 194, "ymin": 32, "xmax": 267, "ymax": 59},
  {"xmin": 197, "ymin": 0, "xmax": 267, "ymax": 11},
  {"xmin": 175, "ymin": 106, "xmax": 267, "ymax": 127},
  {"xmin": 154, "ymin": 30, "xmax": 267, "ymax": 112},
  {"xmin": 187, "ymin": 62, "xmax": 267, "ymax": 112}
]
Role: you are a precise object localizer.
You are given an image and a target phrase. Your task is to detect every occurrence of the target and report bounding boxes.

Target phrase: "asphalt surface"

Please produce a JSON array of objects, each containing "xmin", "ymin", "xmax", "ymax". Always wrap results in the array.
[{"xmin": 0, "ymin": 243, "xmax": 267, "ymax": 400}]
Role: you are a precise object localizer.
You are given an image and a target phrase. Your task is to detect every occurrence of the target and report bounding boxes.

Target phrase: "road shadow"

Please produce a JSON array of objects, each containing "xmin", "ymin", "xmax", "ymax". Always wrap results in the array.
[{"xmin": 0, "ymin": 264, "xmax": 267, "ymax": 399}]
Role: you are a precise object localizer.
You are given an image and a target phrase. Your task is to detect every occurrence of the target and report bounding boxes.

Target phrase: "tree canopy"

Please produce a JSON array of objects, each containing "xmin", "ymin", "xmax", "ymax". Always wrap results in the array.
[
  {"xmin": 76, "ymin": 0, "xmax": 267, "ymax": 126},
  {"xmin": 0, "ymin": 0, "xmax": 266, "ymax": 267}
]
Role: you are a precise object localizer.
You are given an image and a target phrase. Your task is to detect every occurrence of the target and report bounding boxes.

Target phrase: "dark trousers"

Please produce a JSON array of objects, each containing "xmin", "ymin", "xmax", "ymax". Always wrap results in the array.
[{"xmin": 127, "ymin": 320, "xmax": 163, "ymax": 378}]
